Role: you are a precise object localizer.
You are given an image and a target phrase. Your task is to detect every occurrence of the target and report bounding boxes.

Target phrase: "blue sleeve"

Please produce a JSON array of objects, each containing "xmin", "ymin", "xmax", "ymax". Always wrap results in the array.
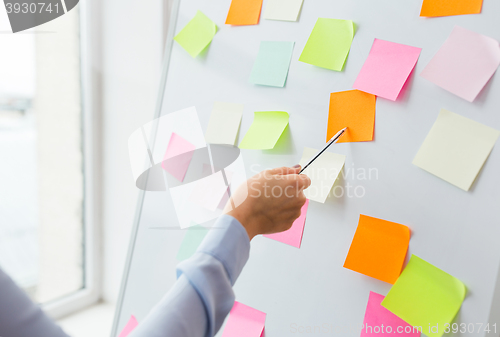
[
  {"xmin": 130, "ymin": 214, "xmax": 250, "ymax": 337},
  {"xmin": 0, "ymin": 268, "xmax": 70, "ymax": 337}
]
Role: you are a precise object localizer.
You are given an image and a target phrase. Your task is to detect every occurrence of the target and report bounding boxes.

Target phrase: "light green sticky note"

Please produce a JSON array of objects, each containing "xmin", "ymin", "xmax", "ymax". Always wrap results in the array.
[
  {"xmin": 250, "ymin": 41, "xmax": 295, "ymax": 87},
  {"xmin": 174, "ymin": 11, "xmax": 217, "ymax": 58},
  {"xmin": 413, "ymin": 109, "xmax": 499, "ymax": 191},
  {"xmin": 381, "ymin": 255, "xmax": 466, "ymax": 337},
  {"xmin": 176, "ymin": 224, "xmax": 210, "ymax": 261},
  {"xmin": 239, "ymin": 111, "xmax": 289, "ymax": 149},
  {"xmin": 299, "ymin": 18, "xmax": 355, "ymax": 71},
  {"xmin": 298, "ymin": 147, "xmax": 346, "ymax": 203}
]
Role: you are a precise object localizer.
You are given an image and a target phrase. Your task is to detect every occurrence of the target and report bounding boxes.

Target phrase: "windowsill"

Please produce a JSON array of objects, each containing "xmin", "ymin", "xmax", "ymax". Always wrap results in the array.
[{"xmin": 57, "ymin": 302, "xmax": 115, "ymax": 337}]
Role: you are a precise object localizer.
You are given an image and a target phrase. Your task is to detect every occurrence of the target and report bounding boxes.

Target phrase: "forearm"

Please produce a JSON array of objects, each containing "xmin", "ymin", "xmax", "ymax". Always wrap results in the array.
[{"xmin": 130, "ymin": 215, "xmax": 250, "ymax": 337}]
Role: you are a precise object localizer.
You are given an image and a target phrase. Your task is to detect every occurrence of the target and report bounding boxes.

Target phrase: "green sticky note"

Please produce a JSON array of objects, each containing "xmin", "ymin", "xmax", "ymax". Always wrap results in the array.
[
  {"xmin": 413, "ymin": 109, "xmax": 499, "ymax": 191},
  {"xmin": 250, "ymin": 41, "xmax": 295, "ymax": 87},
  {"xmin": 239, "ymin": 111, "xmax": 289, "ymax": 149},
  {"xmin": 381, "ymin": 255, "xmax": 466, "ymax": 337},
  {"xmin": 174, "ymin": 11, "xmax": 217, "ymax": 58},
  {"xmin": 299, "ymin": 18, "xmax": 355, "ymax": 71},
  {"xmin": 176, "ymin": 224, "xmax": 210, "ymax": 261}
]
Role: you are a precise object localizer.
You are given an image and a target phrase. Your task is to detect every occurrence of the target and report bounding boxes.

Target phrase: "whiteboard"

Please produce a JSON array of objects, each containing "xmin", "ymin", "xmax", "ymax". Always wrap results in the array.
[{"xmin": 111, "ymin": 0, "xmax": 500, "ymax": 336}]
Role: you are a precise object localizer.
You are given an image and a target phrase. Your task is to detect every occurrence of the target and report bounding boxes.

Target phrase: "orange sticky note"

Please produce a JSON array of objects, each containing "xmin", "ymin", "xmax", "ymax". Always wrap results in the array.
[
  {"xmin": 420, "ymin": 0, "xmax": 482, "ymax": 17},
  {"xmin": 226, "ymin": 0, "xmax": 263, "ymax": 25},
  {"xmin": 344, "ymin": 215, "xmax": 410, "ymax": 284},
  {"xmin": 327, "ymin": 90, "xmax": 376, "ymax": 143}
]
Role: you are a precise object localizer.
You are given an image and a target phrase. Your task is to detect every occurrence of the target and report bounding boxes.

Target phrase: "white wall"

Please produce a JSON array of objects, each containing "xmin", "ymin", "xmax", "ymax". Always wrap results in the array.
[{"xmin": 98, "ymin": 0, "xmax": 165, "ymax": 303}]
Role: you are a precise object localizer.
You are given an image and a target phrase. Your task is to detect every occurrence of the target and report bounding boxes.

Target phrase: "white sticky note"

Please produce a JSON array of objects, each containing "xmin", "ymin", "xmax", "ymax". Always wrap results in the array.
[
  {"xmin": 299, "ymin": 147, "xmax": 346, "ymax": 203},
  {"xmin": 205, "ymin": 102, "xmax": 244, "ymax": 145},
  {"xmin": 413, "ymin": 109, "xmax": 499, "ymax": 191},
  {"xmin": 264, "ymin": 0, "xmax": 304, "ymax": 22}
]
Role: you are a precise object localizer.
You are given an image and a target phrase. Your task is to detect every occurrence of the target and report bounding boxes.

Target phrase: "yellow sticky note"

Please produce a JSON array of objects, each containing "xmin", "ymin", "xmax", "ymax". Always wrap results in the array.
[
  {"xmin": 420, "ymin": 0, "xmax": 483, "ymax": 17},
  {"xmin": 327, "ymin": 90, "xmax": 376, "ymax": 143},
  {"xmin": 298, "ymin": 147, "xmax": 345, "ymax": 203},
  {"xmin": 225, "ymin": 0, "xmax": 263, "ymax": 26},
  {"xmin": 239, "ymin": 111, "xmax": 289, "ymax": 149},
  {"xmin": 174, "ymin": 11, "xmax": 217, "ymax": 58},
  {"xmin": 299, "ymin": 18, "xmax": 355, "ymax": 71},
  {"xmin": 413, "ymin": 109, "xmax": 499, "ymax": 191},
  {"xmin": 381, "ymin": 255, "xmax": 466, "ymax": 337},
  {"xmin": 343, "ymin": 215, "xmax": 410, "ymax": 284}
]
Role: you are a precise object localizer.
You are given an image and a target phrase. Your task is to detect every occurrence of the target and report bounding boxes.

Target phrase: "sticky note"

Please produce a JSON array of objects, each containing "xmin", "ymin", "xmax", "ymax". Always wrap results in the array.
[
  {"xmin": 190, "ymin": 170, "xmax": 231, "ymax": 211},
  {"xmin": 413, "ymin": 109, "xmax": 499, "ymax": 191},
  {"xmin": 298, "ymin": 147, "xmax": 345, "ymax": 203},
  {"xmin": 205, "ymin": 102, "xmax": 244, "ymax": 145},
  {"xmin": 353, "ymin": 39, "xmax": 421, "ymax": 101},
  {"xmin": 299, "ymin": 18, "xmax": 355, "ymax": 71},
  {"xmin": 327, "ymin": 90, "xmax": 376, "ymax": 143},
  {"xmin": 344, "ymin": 215, "xmax": 410, "ymax": 284},
  {"xmin": 118, "ymin": 315, "xmax": 138, "ymax": 337},
  {"xmin": 381, "ymin": 255, "xmax": 466, "ymax": 337},
  {"xmin": 226, "ymin": 0, "xmax": 263, "ymax": 25},
  {"xmin": 174, "ymin": 11, "xmax": 217, "ymax": 58},
  {"xmin": 264, "ymin": 0, "xmax": 303, "ymax": 21},
  {"xmin": 250, "ymin": 41, "xmax": 295, "ymax": 87},
  {"xmin": 420, "ymin": 0, "xmax": 482, "ymax": 17},
  {"xmin": 222, "ymin": 301, "xmax": 266, "ymax": 337},
  {"xmin": 420, "ymin": 26, "xmax": 500, "ymax": 102},
  {"xmin": 162, "ymin": 132, "xmax": 196, "ymax": 182},
  {"xmin": 362, "ymin": 292, "xmax": 421, "ymax": 337},
  {"xmin": 176, "ymin": 224, "xmax": 209, "ymax": 261},
  {"xmin": 264, "ymin": 199, "xmax": 309, "ymax": 248},
  {"xmin": 239, "ymin": 111, "xmax": 289, "ymax": 149}
]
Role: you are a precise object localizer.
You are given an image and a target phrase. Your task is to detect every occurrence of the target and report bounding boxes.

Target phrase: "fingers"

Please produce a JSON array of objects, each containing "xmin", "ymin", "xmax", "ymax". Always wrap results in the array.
[{"xmin": 268, "ymin": 166, "xmax": 301, "ymax": 176}]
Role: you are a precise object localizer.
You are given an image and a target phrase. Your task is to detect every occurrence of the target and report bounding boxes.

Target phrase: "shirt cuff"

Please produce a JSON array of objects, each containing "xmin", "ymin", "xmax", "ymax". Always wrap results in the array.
[{"xmin": 196, "ymin": 214, "xmax": 250, "ymax": 285}]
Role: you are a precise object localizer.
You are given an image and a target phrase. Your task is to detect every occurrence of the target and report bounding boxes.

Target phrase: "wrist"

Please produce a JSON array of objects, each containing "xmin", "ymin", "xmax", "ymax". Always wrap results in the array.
[{"xmin": 227, "ymin": 208, "xmax": 264, "ymax": 241}]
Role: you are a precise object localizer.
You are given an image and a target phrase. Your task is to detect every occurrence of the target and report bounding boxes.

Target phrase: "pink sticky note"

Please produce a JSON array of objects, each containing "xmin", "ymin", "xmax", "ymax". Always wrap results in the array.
[
  {"xmin": 264, "ymin": 199, "xmax": 309, "ymax": 248},
  {"xmin": 361, "ymin": 292, "xmax": 420, "ymax": 337},
  {"xmin": 353, "ymin": 39, "xmax": 422, "ymax": 101},
  {"xmin": 222, "ymin": 301, "xmax": 266, "ymax": 337},
  {"xmin": 118, "ymin": 315, "xmax": 138, "ymax": 337},
  {"xmin": 162, "ymin": 132, "xmax": 196, "ymax": 182},
  {"xmin": 420, "ymin": 26, "xmax": 500, "ymax": 102}
]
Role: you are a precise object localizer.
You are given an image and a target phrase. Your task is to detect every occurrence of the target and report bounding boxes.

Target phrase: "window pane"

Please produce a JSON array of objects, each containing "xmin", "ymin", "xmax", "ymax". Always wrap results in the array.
[{"xmin": 0, "ymin": 7, "xmax": 83, "ymax": 303}]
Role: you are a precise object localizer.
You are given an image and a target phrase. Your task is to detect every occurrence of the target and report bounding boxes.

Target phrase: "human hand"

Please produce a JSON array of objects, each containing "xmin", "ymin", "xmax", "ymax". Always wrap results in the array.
[{"xmin": 224, "ymin": 166, "xmax": 311, "ymax": 240}]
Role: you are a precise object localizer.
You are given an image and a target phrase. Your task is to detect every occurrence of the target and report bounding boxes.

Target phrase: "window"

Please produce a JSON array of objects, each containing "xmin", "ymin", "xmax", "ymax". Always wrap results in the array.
[{"xmin": 0, "ymin": 2, "xmax": 98, "ymax": 315}]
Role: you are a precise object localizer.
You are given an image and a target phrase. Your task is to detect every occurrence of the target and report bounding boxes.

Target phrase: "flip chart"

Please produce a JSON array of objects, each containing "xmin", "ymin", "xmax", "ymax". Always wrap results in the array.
[
  {"xmin": 226, "ymin": 0, "xmax": 263, "ymax": 25},
  {"xmin": 298, "ymin": 147, "xmax": 345, "ymax": 203},
  {"xmin": 250, "ymin": 41, "xmax": 294, "ymax": 87},
  {"xmin": 413, "ymin": 109, "xmax": 499, "ymax": 191},
  {"xmin": 205, "ymin": 102, "xmax": 243, "ymax": 145},
  {"xmin": 118, "ymin": 315, "xmax": 138, "ymax": 337},
  {"xmin": 343, "ymin": 215, "xmax": 410, "ymax": 284},
  {"xmin": 362, "ymin": 292, "xmax": 421, "ymax": 337},
  {"xmin": 176, "ymin": 224, "xmax": 209, "ymax": 261},
  {"xmin": 327, "ymin": 90, "xmax": 376, "ymax": 143},
  {"xmin": 222, "ymin": 301, "xmax": 266, "ymax": 337},
  {"xmin": 162, "ymin": 132, "xmax": 196, "ymax": 182},
  {"xmin": 299, "ymin": 18, "xmax": 355, "ymax": 71},
  {"xmin": 381, "ymin": 255, "xmax": 466, "ymax": 337},
  {"xmin": 420, "ymin": 0, "xmax": 482, "ymax": 17},
  {"xmin": 174, "ymin": 11, "xmax": 217, "ymax": 58},
  {"xmin": 239, "ymin": 111, "xmax": 289, "ymax": 149},
  {"xmin": 264, "ymin": 199, "xmax": 309, "ymax": 248},
  {"xmin": 353, "ymin": 39, "xmax": 421, "ymax": 101},
  {"xmin": 264, "ymin": 0, "xmax": 304, "ymax": 21},
  {"xmin": 420, "ymin": 26, "xmax": 500, "ymax": 102}
]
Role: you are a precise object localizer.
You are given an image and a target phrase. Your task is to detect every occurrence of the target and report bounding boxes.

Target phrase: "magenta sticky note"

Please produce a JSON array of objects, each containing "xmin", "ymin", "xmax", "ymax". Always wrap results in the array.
[
  {"xmin": 264, "ymin": 199, "xmax": 309, "ymax": 248},
  {"xmin": 353, "ymin": 39, "xmax": 422, "ymax": 101},
  {"xmin": 118, "ymin": 315, "xmax": 138, "ymax": 337},
  {"xmin": 161, "ymin": 132, "xmax": 196, "ymax": 182},
  {"xmin": 222, "ymin": 301, "xmax": 266, "ymax": 337},
  {"xmin": 361, "ymin": 292, "xmax": 421, "ymax": 337},
  {"xmin": 420, "ymin": 26, "xmax": 500, "ymax": 102}
]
